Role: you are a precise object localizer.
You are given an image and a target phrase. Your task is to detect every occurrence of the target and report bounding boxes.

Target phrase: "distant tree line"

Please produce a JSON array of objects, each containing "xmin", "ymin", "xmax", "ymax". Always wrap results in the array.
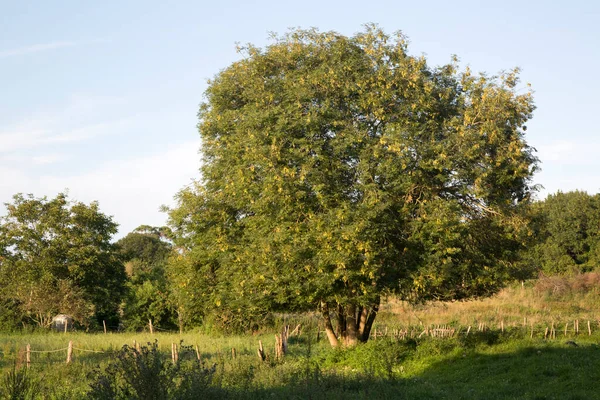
[
  {"xmin": 0, "ymin": 193, "xmax": 178, "ymax": 331},
  {"xmin": 520, "ymin": 190, "xmax": 600, "ymax": 276}
]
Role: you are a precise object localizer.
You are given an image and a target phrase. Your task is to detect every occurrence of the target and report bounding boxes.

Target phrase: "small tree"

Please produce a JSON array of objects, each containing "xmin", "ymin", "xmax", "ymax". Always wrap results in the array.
[
  {"xmin": 0, "ymin": 193, "xmax": 126, "ymax": 328},
  {"xmin": 117, "ymin": 226, "xmax": 177, "ymax": 331},
  {"xmin": 168, "ymin": 26, "xmax": 538, "ymax": 346}
]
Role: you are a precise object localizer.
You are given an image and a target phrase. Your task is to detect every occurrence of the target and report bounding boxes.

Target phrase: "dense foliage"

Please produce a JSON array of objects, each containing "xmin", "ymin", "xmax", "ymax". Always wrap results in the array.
[
  {"xmin": 88, "ymin": 341, "xmax": 214, "ymax": 400},
  {"xmin": 522, "ymin": 190, "xmax": 600, "ymax": 274},
  {"xmin": 0, "ymin": 193, "xmax": 126, "ymax": 329},
  {"xmin": 167, "ymin": 26, "xmax": 538, "ymax": 345},
  {"xmin": 117, "ymin": 226, "xmax": 177, "ymax": 331}
]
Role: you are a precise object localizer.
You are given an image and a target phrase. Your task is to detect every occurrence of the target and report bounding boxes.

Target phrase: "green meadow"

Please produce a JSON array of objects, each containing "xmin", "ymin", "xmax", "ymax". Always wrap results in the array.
[{"xmin": 2, "ymin": 278, "xmax": 600, "ymax": 399}]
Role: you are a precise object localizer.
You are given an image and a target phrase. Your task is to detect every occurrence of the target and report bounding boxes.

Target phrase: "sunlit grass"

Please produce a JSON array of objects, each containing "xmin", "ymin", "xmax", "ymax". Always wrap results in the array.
[
  {"xmin": 377, "ymin": 276, "xmax": 600, "ymax": 333},
  {"xmin": 3, "ymin": 275, "xmax": 600, "ymax": 398}
]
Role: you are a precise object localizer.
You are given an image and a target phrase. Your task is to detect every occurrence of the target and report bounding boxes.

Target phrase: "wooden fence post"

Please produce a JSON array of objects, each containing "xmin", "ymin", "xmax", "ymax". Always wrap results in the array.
[
  {"xmin": 149, "ymin": 319, "xmax": 154, "ymax": 335},
  {"xmin": 530, "ymin": 323, "xmax": 534, "ymax": 339},
  {"xmin": 64, "ymin": 320, "xmax": 68, "ymax": 334},
  {"xmin": 66, "ymin": 341, "xmax": 73, "ymax": 364},
  {"xmin": 171, "ymin": 343, "xmax": 178, "ymax": 364},
  {"xmin": 26, "ymin": 344, "xmax": 30, "ymax": 369},
  {"xmin": 195, "ymin": 345, "xmax": 201, "ymax": 362},
  {"xmin": 275, "ymin": 335, "xmax": 282, "ymax": 359},
  {"xmin": 588, "ymin": 320, "xmax": 592, "ymax": 336},
  {"xmin": 231, "ymin": 347, "xmax": 236, "ymax": 359},
  {"xmin": 282, "ymin": 326, "xmax": 289, "ymax": 354},
  {"xmin": 103, "ymin": 320, "xmax": 107, "ymax": 334},
  {"xmin": 257, "ymin": 340, "xmax": 266, "ymax": 361}
]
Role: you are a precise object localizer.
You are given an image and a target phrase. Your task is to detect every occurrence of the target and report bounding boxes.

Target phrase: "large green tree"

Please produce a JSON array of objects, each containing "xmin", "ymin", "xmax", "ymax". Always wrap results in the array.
[
  {"xmin": 168, "ymin": 26, "xmax": 538, "ymax": 346},
  {"xmin": 0, "ymin": 193, "xmax": 126, "ymax": 328},
  {"xmin": 523, "ymin": 191, "xmax": 600, "ymax": 274}
]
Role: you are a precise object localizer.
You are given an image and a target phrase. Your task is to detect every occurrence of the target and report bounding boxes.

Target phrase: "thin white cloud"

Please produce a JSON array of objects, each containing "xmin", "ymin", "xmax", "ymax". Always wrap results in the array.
[
  {"xmin": 0, "ymin": 95, "xmax": 130, "ymax": 153},
  {"xmin": 0, "ymin": 39, "xmax": 109, "ymax": 59},
  {"xmin": 0, "ymin": 41, "xmax": 77, "ymax": 58},
  {"xmin": 31, "ymin": 154, "xmax": 67, "ymax": 165},
  {"xmin": 0, "ymin": 121, "xmax": 121, "ymax": 153},
  {"xmin": 0, "ymin": 153, "xmax": 66, "ymax": 166},
  {"xmin": 537, "ymin": 140, "xmax": 575, "ymax": 162},
  {"xmin": 537, "ymin": 139, "xmax": 600, "ymax": 166},
  {"xmin": 37, "ymin": 140, "xmax": 201, "ymax": 237}
]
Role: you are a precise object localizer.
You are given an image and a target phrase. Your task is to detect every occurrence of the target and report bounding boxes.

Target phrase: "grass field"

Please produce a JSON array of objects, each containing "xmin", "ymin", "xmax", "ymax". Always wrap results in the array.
[{"xmin": 2, "ymin": 276, "xmax": 600, "ymax": 399}]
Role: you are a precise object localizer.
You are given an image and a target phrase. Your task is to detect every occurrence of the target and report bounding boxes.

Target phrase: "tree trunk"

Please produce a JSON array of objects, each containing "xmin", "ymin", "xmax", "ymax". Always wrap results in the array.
[
  {"xmin": 357, "ymin": 307, "xmax": 369, "ymax": 339},
  {"xmin": 336, "ymin": 303, "xmax": 345, "ymax": 339},
  {"xmin": 321, "ymin": 299, "xmax": 380, "ymax": 347},
  {"xmin": 359, "ymin": 301, "xmax": 379, "ymax": 342},
  {"xmin": 344, "ymin": 304, "xmax": 359, "ymax": 346},
  {"xmin": 177, "ymin": 307, "xmax": 184, "ymax": 334},
  {"xmin": 321, "ymin": 303, "xmax": 339, "ymax": 347}
]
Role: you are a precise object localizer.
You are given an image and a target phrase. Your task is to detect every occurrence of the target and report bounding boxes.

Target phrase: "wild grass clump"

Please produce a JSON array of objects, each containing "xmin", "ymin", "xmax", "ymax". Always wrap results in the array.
[{"xmin": 0, "ymin": 363, "xmax": 39, "ymax": 400}]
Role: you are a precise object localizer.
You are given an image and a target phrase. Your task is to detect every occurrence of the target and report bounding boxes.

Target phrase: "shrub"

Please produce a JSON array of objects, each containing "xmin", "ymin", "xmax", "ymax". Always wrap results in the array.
[
  {"xmin": 534, "ymin": 272, "xmax": 600, "ymax": 298},
  {"xmin": 88, "ymin": 341, "xmax": 215, "ymax": 400},
  {"xmin": 571, "ymin": 272, "xmax": 600, "ymax": 293},
  {"xmin": 534, "ymin": 275, "xmax": 571, "ymax": 297},
  {"xmin": 321, "ymin": 339, "xmax": 415, "ymax": 379},
  {"xmin": 1, "ymin": 363, "xmax": 39, "ymax": 400}
]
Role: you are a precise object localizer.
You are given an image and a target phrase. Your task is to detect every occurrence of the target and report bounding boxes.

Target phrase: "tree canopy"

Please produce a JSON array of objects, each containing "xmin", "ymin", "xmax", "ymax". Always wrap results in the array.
[
  {"xmin": 117, "ymin": 226, "xmax": 177, "ymax": 330},
  {"xmin": 523, "ymin": 191, "xmax": 600, "ymax": 274},
  {"xmin": 0, "ymin": 193, "xmax": 126, "ymax": 328},
  {"xmin": 117, "ymin": 225, "xmax": 172, "ymax": 279},
  {"xmin": 167, "ymin": 26, "xmax": 538, "ymax": 346}
]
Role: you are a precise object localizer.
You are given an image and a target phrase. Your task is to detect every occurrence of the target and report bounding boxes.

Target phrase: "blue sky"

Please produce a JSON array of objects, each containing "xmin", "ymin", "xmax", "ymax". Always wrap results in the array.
[{"xmin": 1, "ymin": 1, "xmax": 599, "ymax": 237}]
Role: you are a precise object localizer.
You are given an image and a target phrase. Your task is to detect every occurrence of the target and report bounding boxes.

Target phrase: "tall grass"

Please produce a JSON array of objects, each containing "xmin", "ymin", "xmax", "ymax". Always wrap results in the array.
[
  {"xmin": 377, "ymin": 273, "xmax": 600, "ymax": 331},
  {"xmin": 3, "ymin": 273, "xmax": 600, "ymax": 398}
]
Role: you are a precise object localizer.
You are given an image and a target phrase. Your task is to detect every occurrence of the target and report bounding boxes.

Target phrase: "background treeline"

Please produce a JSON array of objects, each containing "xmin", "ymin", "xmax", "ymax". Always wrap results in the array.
[
  {"xmin": 0, "ymin": 194, "xmax": 178, "ymax": 332},
  {"xmin": 521, "ymin": 190, "xmax": 600, "ymax": 275},
  {"xmin": 0, "ymin": 189, "xmax": 598, "ymax": 333}
]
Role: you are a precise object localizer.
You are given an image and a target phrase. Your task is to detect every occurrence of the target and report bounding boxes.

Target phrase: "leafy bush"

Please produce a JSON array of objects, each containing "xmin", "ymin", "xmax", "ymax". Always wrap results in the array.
[
  {"xmin": 0, "ymin": 299, "xmax": 24, "ymax": 332},
  {"xmin": 88, "ymin": 341, "xmax": 215, "ymax": 400},
  {"xmin": 321, "ymin": 339, "xmax": 415, "ymax": 378}
]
